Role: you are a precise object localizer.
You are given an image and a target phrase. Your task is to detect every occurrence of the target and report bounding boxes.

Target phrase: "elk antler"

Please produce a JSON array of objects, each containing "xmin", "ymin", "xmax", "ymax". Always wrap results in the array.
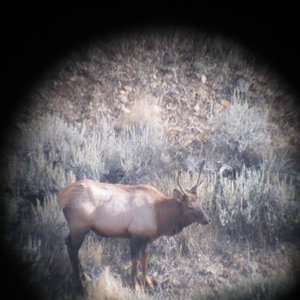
[
  {"xmin": 195, "ymin": 160, "xmax": 205, "ymax": 187},
  {"xmin": 177, "ymin": 171, "xmax": 188, "ymax": 196}
]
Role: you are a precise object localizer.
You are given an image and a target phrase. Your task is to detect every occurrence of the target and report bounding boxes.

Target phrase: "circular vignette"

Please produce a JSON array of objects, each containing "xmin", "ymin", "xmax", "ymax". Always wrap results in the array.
[{"xmin": 1, "ymin": 24, "xmax": 300, "ymax": 300}]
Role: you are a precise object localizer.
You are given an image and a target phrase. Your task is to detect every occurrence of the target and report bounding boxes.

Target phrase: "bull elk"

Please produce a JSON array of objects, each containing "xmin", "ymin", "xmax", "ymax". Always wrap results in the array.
[{"xmin": 58, "ymin": 160, "xmax": 210, "ymax": 292}]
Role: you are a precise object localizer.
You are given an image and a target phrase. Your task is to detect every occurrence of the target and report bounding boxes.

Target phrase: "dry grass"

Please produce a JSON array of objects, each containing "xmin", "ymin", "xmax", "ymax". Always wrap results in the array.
[
  {"xmin": 115, "ymin": 97, "xmax": 164, "ymax": 131},
  {"xmin": 87, "ymin": 268, "xmax": 134, "ymax": 300},
  {"xmin": 87, "ymin": 267, "xmax": 153, "ymax": 300}
]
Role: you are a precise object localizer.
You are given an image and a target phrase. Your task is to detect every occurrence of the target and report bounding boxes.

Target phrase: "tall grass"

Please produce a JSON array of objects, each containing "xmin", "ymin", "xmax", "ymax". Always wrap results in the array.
[{"xmin": 88, "ymin": 268, "xmax": 151, "ymax": 300}]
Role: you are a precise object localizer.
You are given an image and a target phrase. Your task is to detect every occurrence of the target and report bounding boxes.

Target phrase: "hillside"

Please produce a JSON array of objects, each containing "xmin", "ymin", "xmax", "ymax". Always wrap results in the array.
[{"xmin": 29, "ymin": 30, "xmax": 299, "ymax": 164}]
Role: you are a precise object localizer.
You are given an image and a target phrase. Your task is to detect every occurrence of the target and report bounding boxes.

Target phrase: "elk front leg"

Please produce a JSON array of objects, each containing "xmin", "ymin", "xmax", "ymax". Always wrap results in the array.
[
  {"xmin": 130, "ymin": 237, "xmax": 148, "ymax": 291},
  {"xmin": 140, "ymin": 242, "xmax": 155, "ymax": 288}
]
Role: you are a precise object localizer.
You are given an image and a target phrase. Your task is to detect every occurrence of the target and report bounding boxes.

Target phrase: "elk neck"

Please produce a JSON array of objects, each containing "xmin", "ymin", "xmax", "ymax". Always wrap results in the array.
[{"xmin": 154, "ymin": 198, "xmax": 191, "ymax": 237}]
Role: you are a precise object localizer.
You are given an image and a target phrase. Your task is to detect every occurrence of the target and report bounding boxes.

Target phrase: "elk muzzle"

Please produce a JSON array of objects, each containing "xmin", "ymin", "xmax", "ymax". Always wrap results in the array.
[{"xmin": 196, "ymin": 207, "xmax": 211, "ymax": 225}]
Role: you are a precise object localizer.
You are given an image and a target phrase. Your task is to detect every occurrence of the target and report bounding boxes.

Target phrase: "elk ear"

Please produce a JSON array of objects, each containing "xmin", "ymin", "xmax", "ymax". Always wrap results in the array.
[
  {"xmin": 190, "ymin": 181, "xmax": 203, "ymax": 195},
  {"xmin": 173, "ymin": 189, "xmax": 185, "ymax": 203}
]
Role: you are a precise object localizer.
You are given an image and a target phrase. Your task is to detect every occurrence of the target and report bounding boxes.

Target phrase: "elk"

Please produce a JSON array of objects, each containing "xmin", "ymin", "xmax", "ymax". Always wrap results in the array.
[{"xmin": 57, "ymin": 161, "xmax": 210, "ymax": 292}]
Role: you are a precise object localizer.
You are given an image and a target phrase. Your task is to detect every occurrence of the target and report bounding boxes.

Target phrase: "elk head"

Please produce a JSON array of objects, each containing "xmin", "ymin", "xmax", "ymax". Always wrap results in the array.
[{"xmin": 174, "ymin": 160, "xmax": 211, "ymax": 225}]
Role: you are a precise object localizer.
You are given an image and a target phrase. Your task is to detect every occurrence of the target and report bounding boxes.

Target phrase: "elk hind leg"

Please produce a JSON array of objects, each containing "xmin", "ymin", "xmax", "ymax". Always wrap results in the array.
[{"xmin": 66, "ymin": 229, "xmax": 88, "ymax": 292}]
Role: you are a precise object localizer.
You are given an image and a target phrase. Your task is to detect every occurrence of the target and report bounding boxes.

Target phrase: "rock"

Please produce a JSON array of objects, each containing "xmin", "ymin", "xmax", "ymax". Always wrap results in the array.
[{"xmin": 221, "ymin": 99, "xmax": 231, "ymax": 108}]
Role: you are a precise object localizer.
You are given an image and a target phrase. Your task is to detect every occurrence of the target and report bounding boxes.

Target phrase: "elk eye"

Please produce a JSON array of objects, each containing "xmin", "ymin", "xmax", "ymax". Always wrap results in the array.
[{"xmin": 187, "ymin": 201, "xmax": 194, "ymax": 209}]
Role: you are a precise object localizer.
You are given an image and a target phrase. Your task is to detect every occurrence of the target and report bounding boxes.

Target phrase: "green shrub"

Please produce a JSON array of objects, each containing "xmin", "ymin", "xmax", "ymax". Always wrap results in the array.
[
  {"xmin": 208, "ymin": 88, "xmax": 271, "ymax": 167},
  {"xmin": 5, "ymin": 112, "xmax": 172, "ymax": 202},
  {"xmin": 7, "ymin": 114, "xmax": 79, "ymax": 196},
  {"xmin": 210, "ymin": 166, "xmax": 299, "ymax": 243}
]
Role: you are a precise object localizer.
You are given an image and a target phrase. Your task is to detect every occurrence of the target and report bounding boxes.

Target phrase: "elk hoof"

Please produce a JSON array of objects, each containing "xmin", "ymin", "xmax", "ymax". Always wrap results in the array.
[
  {"xmin": 133, "ymin": 280, "xmax": 142, "ymax": 293},
  {"xmin": 81, "ymin": 272, "xmax": 91, "ymax": 282},
  {"xmin": 144, "ymin": 276, "xmax": 157, "ymax": 289}
]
